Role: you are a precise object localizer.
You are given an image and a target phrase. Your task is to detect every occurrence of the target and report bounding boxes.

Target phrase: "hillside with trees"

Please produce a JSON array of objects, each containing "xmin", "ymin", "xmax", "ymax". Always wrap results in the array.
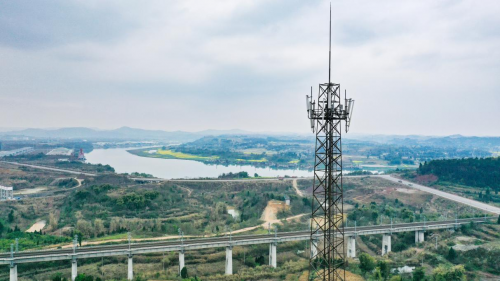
[{"xmin": 418, "ymin": 157, "xmax": 500, "ymax": 191}]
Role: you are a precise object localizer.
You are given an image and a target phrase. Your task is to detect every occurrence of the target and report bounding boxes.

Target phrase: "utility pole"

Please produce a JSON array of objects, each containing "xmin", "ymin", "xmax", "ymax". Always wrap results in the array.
[
  {"xmin": 73, "ymin": 235, "xmax": 78, "ymax": 254},
  {"xmin": 128, "ymin": 232, "xmax": 132, "ymax": 251},
  {"xmin": 305, "ymin": 4, "xmax": 355, "ymax": 280}
]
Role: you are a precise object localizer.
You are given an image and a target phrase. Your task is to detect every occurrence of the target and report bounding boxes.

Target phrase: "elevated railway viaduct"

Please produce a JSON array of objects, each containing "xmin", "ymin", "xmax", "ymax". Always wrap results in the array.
[{"xmin": 1, "ymin": 217, "xmax": 489, "ymax": 281}]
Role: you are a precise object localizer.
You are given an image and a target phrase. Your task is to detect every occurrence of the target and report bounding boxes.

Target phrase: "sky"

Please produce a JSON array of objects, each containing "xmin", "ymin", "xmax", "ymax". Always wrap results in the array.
[{"xmin": 0, "ymin": 0, "xmax": 499, "ymax": 136}]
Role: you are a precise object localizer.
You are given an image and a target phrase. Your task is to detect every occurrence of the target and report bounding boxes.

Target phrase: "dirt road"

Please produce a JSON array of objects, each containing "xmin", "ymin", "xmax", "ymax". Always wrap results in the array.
[{"xmin": 293, "ymin": 179, "xmax": 305, "ymax": 197}]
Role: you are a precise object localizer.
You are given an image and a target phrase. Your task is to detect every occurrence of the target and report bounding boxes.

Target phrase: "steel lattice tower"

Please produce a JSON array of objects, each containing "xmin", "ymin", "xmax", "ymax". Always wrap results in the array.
[{"xmin": 306, "ymin": 5, "xmax": 354, "ymax": 281}]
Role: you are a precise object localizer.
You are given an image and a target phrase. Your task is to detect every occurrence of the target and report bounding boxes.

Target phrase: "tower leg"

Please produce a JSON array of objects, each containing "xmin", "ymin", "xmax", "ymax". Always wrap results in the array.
[{"xmin": 225, "ymin": 246, "xmax": 233, "ymax": 275}]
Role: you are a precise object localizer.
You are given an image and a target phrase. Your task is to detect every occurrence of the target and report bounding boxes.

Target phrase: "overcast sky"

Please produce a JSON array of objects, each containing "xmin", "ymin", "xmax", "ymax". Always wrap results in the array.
[{"xmin": 0, "ymin": 0, "xmax": 499, "ymax": 136}]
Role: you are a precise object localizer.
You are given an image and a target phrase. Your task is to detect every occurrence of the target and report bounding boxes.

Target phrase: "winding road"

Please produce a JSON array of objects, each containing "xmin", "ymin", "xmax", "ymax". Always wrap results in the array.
[{"xmin": 378, "ymin": 175, "xmax": 500, "ymax": 215}]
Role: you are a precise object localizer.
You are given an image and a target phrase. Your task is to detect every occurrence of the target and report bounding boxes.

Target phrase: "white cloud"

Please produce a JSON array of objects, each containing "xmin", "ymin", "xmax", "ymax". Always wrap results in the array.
[{"xmin": 0, "ymin": 0, "xmax": 499, "ymax": 135}]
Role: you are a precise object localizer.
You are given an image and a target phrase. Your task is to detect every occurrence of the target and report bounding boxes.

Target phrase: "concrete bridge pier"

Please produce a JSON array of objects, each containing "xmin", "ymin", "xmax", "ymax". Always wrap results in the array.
[
  {"xmin": 225, "ymin": 246, "xmax": 233, "ymax": 275},
  {"xmin": 269, "ymin": 243, "xmax": 277, "ymax": 268},
  {"xmin": 347, "ymin": 236, "xmax": 356, "ymax": 258},
  {"xmin": 9, "ymin": 263, "xmax": 17, "ymax": 281},
  {"xmin": 310, "ymin": 239, "xmax": 318, "ymax": 259},
  {"xmin": 127, "ymin": 254, "xmax": 133, "ymax": 281},
  {"xmin": 178, "ymin": 250, "xmax": 185, "ymax": 276},
  {"xmin": 71, "ymin": 258, "xmax": 77, "ymax": 281},
  {"xmin": 382, "ymin": 234, "xmax": 391, "ymax": 255},
  {"xmin": 415, "ymin": 231, "xmax": 425, "ymax": 244}
]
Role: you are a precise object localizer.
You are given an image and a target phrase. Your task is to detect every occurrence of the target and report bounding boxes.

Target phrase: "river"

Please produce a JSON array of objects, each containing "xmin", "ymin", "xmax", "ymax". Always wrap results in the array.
[{"xmin": 86, "ymin": 148, "xmax": 313, "ymax": 179}]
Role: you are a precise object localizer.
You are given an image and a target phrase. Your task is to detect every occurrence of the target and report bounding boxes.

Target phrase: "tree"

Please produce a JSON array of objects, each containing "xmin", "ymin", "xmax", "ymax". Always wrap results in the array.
[
  {"xmin": 372, "ymin": 267, "xmax": 383, "ymax": 280},
  {"xmin": 255, "ymin": 255, "xmax": 265, "ymax": 266},
  {"xmin": 93, "ymin": 219, "xmax": 105, "ymax": 237},
  {"xmin": 8, "ymin": 210, "xmax": 14, "ymax": 223},
  {"xmin": 180, "ymin": 266, "xmax": 188, "ymax": 278},
  {"xmin": 432, "ymin": 265, "xmax": 466, "ymax": 281},
  {"xmin": 359, "ymin": 253, "xmax": 376, "ymax": 273},
  {"xmin": 0, "ymin": 221, "xmax": 4, "ymax": 237},
  {"xmin": 75, "ymin": 274, "xmax": 93, "ymax": 281},
  {"xmin": 447, "ymin": 247, "xmax": 457, "ymax": 261},
  {"xmin": 412, "ymin": 267, "xmax": 425, "ymax": 281},
  {"xmin": 378, "ymin": 260, "xmax": 390, "ymax": 280},
  {"xmin": 497, "ymin": 215, "xmax": 500, "ymax": 224},
  {"xmin": 76, "ymin": 220, "xmax": 93, "ymax": 238},
  {"xmin": 254, "ymin": 173, "xmax": 259, "ymax": 178},
  {"xmin": 49, "ymin": 212, "xmax": 58, "ymax": 231}
]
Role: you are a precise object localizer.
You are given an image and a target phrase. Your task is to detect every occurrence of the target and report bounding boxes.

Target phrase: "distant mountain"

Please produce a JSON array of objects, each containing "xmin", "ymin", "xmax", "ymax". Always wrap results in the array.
[
  {"xmin": 0, "ymin": 127, "xmax": 254, "ymax": 142},
  {"xmin": 348, "ymin": 134, "xmax": 500, "ymax": 150}
]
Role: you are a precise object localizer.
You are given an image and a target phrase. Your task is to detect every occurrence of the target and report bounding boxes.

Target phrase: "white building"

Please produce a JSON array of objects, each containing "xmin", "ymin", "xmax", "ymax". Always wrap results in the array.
[
  {"xmin": 0, "ymin": 185, "xmax": 13, "ymax": 200},
  {"xmin": 284, "ymin": 195, "xmax": 290, "ymax": 206}
]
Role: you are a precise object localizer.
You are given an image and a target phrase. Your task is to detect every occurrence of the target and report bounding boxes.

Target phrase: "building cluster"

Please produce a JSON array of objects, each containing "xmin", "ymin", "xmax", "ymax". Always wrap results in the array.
[{"xmin": 0, "ymin": 185, "xmax": 13, "ymax": 200}]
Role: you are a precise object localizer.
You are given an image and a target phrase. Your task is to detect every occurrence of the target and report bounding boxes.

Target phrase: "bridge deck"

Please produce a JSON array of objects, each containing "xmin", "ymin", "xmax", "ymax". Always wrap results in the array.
[{"xmin": 0, "ymin": 218, "xmax": 488, "ymax": 264}]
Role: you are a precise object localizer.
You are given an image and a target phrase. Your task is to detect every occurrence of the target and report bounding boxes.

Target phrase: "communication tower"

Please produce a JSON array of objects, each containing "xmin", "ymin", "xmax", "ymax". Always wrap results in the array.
[{"xmin": 306, "ymin": 5, "xmax": 355, "ymax": 281}]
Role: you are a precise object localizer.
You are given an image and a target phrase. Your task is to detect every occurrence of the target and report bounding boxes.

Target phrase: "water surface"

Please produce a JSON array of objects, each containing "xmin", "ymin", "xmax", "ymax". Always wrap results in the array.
[{"xmin": 86, "ymin": 148, "xmax": 312, "ymax": 179}]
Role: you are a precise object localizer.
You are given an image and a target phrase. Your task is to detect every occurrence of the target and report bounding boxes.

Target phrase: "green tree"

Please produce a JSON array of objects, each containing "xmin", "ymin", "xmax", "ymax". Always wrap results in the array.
[
  {"xmin": 389, "ymin": 276, "xmax": 402, "ymax": 281},
  {"xmin": 8, "ymin": 210, "xmax": 14, "ymax": 223},
  {"xmin": 372, "ymin": 267, "xmax": 383, "ymax": 280},
  {"xmin": 181, "ymin": 266, "xmax": 188, "ymax": 278},
  {"xmin": 412, "ymin": 267, "xmax": 425, "ymax": 281},
  {"xmin": 432, "ymin": 265, "xmax": 466, "ymax": 281},
  {"xmin": 378, "ymin": 260, "xmax": 390, "ymax": 280},
  {"xmin": 0, "ymin": 221, "xmax": 4, "ymax": 237},
  {"xmin": 359, "ymin": 253, "xmax": 376, "ymax": 273},
  {"xmin": 255, "ymin": 255, "xmax": 265, "ymax": 266},
  {"xmin": 75, "ymin": 274, "xmax": 93, "ymax": 281},
  {"xmin": 447, "ymin": 247, "xmax": 457, "ymax": 261},
  {"xmin": 497, "ymin": 215, "xmax": 500, "ymax": 224}
]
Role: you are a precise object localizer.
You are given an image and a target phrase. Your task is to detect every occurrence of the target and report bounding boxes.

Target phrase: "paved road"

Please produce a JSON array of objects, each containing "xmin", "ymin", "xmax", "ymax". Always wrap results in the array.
[
  {"xmin": 378, "ymin": 175, "xmax": 500, "ymax": 215},
  {"xmin": 0, "ymin": 161, "xmax": 96, "ymax": 176},
  {"xmin": 0, "ymin": 218, "xmax": 487, "ymax": 260}
]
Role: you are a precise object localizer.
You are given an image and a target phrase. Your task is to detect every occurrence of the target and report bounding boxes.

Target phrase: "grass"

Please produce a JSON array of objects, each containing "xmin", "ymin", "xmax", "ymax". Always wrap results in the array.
[
  {"xmin": 156, "ymin": 149, "xmax": 215, "ymax": 160},
  {"xmin": 236, "ymin": 158, "xmax": 268, "ymax": 162},
  {"xmin": 248, "ymin": 158, "xmax": 267, "ymax": 162},
  {"xmin": 289, "ymin": 160, "xmax": 300, "ymax": 164}
]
